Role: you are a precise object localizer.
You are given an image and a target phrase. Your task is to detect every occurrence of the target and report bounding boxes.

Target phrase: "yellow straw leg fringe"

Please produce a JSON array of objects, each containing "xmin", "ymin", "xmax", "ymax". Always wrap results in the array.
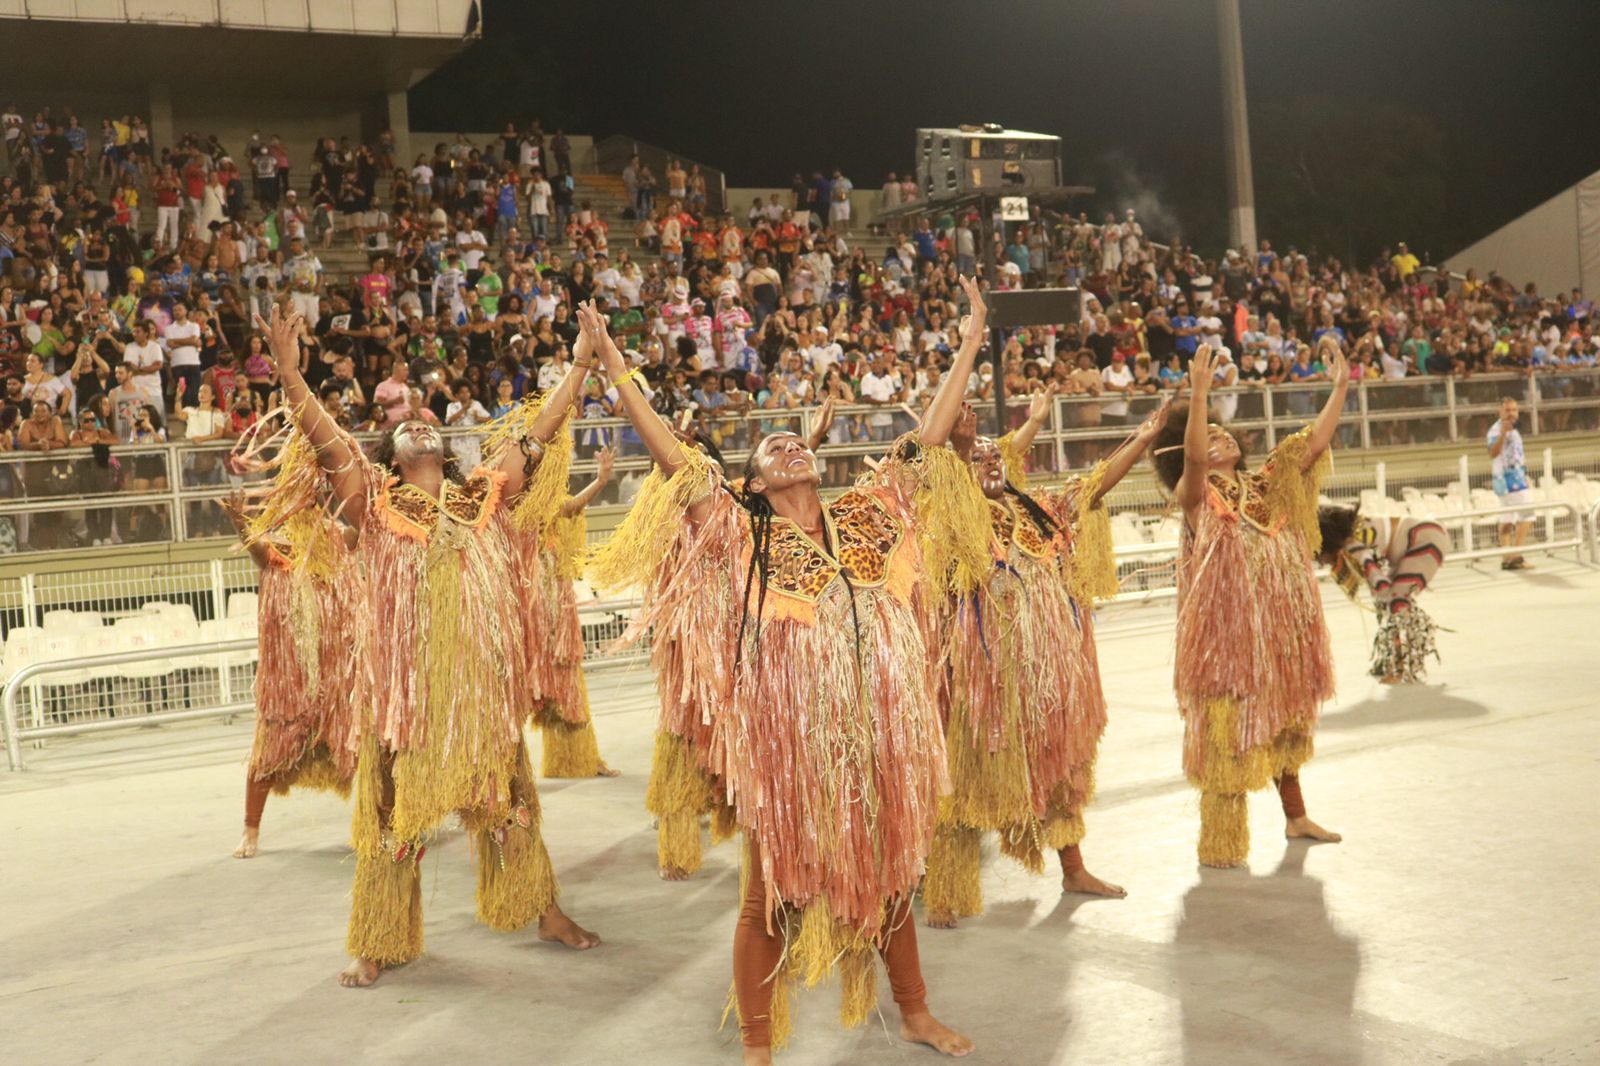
[
  {"xmin": 655, "ymin": 810, "xmax": 704, "ymax": 876},
  {"xmin": 346, "ymin": 849, "xmax": 423, "ymax": 965},
  {"xmin": 350, "ymin": 733, "xmax": 388, "ymax": 858},
  {"xmin": 1040, "ymin": 807, "xmax": 1087, "ymax": 852},
  {"xmin": 720, "ymin": 964, "xmax": 799, "ymax": 1053},
  {"xmin": 1272, "ymin": 732, "xmax": 1315, "ymax": 777},
  {"xmin": 1188, "ymin": 696, "xmax": 1276, "ymax": 795},
  {"xmin": 710, "ymin": 802, "xmax": 738, "ymax": 845},
  {"xmin": 540, "ymin": 719, "xmax": 604, "ymax": 778},
  {"xmin": 837, "ymin": 947, "xmax": 879, "ymax": 1030},
  {"xmin": 1198, "ymin": 792, "xmax": 1250, "ymax": 867},
  {"xmin": 996, "ymin": 817, "xmax": 1049, "ymax": 873},
  {"xmin": 272, "ymin": 745, "xmax": 352, "ymax": 799},
  {"xmin": 474, "ymin": 824, "xmax": 560, "ymax": 931},
  {"xmin": 923, "ymin": 825, "xmax": 984, "ymax": 917}
]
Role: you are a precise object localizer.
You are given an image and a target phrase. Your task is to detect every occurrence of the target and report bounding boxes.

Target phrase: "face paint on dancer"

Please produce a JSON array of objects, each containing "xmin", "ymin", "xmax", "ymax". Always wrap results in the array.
[
  {"xmin": 970, "ymin": 437, "xmax": 1008, "ymax": 499},
  {"xmin": 391, "ymin": 420, "xmax": 443, "ymax": 465},
  {"xmin": 746, "ymin": 432, "xmax": 819, "ymax": 493},
  {"xmin": 1204, "ymin": 423, "xmax": 1241, "ymax": 470}
]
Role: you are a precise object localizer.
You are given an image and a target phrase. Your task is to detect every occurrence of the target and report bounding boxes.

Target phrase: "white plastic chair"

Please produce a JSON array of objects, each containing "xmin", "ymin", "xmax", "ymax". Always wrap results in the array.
[
  {"xmin": 42, "ymin": 610, "xmax": 79, "ymax": 633},
  {"xmin": 72, "ymin": 611, "xmax": 106, "ymax": 632},
  {"xmin": 227, "ymin": 592, "xmax": 259, "ymax": 620},
  {"xmin": 140, "ymin": 600, "xmax": 175, "ymax": 615},
  {"xmin": 112, "ymin": 618, "xmax": 175, "ymax": 716}
]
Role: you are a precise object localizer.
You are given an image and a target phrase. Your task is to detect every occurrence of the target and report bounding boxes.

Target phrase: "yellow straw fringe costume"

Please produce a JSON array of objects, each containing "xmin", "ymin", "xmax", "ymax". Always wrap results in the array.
[
  {"xmin": 339, "ymin": 396, "xmax": 570, "ymax": 965},
  {"xmin": 922, "ymin": 437, "xmax": 1118, "ymax": 918},
  {"xmin": 1174, "ymin": 428, "xmax": 1334, "ymax": 866}
]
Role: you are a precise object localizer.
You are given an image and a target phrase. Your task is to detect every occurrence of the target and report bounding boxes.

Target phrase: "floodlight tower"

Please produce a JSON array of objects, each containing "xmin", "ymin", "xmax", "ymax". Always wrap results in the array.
[{"xmin": 1218, "ymin": 0, "xmax": 1258, "ymax": 253}]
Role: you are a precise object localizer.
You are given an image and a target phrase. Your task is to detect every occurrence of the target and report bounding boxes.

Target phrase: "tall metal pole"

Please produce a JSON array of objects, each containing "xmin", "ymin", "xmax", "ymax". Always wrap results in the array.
[
  {"xmin": 980, "ymin": 196, "xmax": 1007, "ymax": 435},
  {"xmin": 1217, "ymin": 0, "xmax": 1257, "ymax": 253}
]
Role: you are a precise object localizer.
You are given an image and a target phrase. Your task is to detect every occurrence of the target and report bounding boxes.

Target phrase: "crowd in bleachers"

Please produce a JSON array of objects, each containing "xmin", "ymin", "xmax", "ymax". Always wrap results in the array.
[{"xmin": 4, "ymin": 105, "xmax": 1600, "ymax": 550}]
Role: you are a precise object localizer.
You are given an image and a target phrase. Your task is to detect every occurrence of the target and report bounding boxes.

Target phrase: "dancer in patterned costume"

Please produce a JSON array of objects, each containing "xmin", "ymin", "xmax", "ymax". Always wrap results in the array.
[
  {"xmin": 1318, "ymin": 505, "xmax": 1448, "ymax": 684},
  {"xmin": 221, "ymin": 470, "xmax": 362, "ymax": 860},
  {"xmin": 253, "ymin": 307, "xmax": 599, "ymax": 989},
  {"xmin": 582, "ymin": 281, "xmax": 991, "ymax": 1062},
  {"xmin": 922, "ymin": 390, "xmax": 1171, "ymax": 927},
  {"xmin": 1149, "ymin": 340, "xmax": 1349, "ymax": 868}
]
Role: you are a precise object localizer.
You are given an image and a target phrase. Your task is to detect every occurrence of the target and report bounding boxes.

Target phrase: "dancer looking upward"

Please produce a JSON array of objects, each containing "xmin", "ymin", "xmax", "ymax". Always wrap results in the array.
[
  {"xmin": 584, "ymin": 280, "xmax": 990, "ymax": 1062},
  {"xmin": 1150, "ymin": 339, "xmax": 1349, "ymax": 868},
  {"xmin": 923, "ymin": 389, "xmax": 1171, "ymax": 927},
  {"xmin": 254, "ymin": 305, "xmax": 599, "ymax": 989}
]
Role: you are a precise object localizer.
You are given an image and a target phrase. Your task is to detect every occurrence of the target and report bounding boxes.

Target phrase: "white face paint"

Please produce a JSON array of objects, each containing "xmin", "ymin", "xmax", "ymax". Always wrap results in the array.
[
  {"xmin": 749, "ymin": 433, "xmax": 818, "ymax": 492},
  {"xmin": 971, "ymin": 438, "xmax": 1007, "ymax": 499},
  {"xmin": 1205, "ymin": 424, "xmax": 1241, "ymax": 470},
  {"xmin": 391, "ymin": 420, "xmax": 443, "ymax": 465}
]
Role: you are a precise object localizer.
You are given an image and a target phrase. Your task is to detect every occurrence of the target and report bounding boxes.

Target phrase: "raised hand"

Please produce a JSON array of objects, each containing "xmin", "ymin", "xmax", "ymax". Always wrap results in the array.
[
  {"xmin": 1137, "ymin": 394, "xmax": 1175, "ymax": 442},
  {"xmin": 806, "ymin": 394, "xmax": 837, "ymax": 449},
  {"xmin": 595, "ymin": 445, "xmax": 615, "ymax": 482},
  {"xmin": 219, "ymin": 489, "xmax": 250, "ymax": 535},
  {"xmin": 1325, "ymin": 344, "xmax": 1351, "ymax": 389},
  {"xmin": 1027, "ymin": 382, "xmax": 1058, "ymax": 423},
  {"xmin": 1188, "ymin": 343, "xmax": 1215, "ymax": 395},
  {"xmin": 250, "ymin": 304, "xmax": 302, "ymax": 374}
]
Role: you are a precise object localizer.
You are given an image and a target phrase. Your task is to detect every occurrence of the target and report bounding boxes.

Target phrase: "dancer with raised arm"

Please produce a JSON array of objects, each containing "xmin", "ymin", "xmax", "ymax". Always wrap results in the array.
[
  {"xmin": 923, "ymin": 388, "xmax": 1171, "ymax": 928},
  {"xmin": 220, "ymin": 483, "xmax": 362, "ymax": 860},
  {"xmin": 529, "ymin": 445, "xmax": 620, "ymax": 778},
  {"xmin": 252, "ymin": 305, "xmax": 599, "ymax": 989},
  {"xmin": 583, "ymin": 280, "xmax": 990, "ymax": 1062},
  {"xmin": 1148, "ymin": 337, "xmax": 1349, "ymax": 868},
  {"xmin": 1317, "ymin": 504, "xmax": 1448, "ymax": 683},
  {"xmin": 646, "ymin": 411, "xmax": 831, "ymax": 883}
]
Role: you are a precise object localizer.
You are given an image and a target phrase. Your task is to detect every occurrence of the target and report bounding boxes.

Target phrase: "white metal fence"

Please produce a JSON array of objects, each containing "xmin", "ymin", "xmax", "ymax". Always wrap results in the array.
[{"xmin": 4, "ymin": 370, "xmax": 1597, "ymax": 557}]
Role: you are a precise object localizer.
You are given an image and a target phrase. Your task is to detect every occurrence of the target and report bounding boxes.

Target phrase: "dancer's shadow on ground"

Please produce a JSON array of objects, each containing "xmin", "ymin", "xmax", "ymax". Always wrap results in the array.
[
  {"xmin": 1319, "ymin": 686, "xmax": 1490, "ymax": 730},
  {"xmin": 1173, "ymin": 846, "xmax": 1364, "ymax": 1066}
]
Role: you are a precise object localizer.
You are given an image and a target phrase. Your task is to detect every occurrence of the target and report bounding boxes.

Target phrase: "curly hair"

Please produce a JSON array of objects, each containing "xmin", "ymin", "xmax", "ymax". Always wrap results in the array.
[
  {"xmin": 371, "ymin": 420, "xmax": 465, "ymax": 484},
  {"xmin": 1148, "ymin": 401, "xmax": 1246, "ymax": 492},
  {"xmin": 1316, "ymin": 504, "xmax": 1361, "ymax": 566}
]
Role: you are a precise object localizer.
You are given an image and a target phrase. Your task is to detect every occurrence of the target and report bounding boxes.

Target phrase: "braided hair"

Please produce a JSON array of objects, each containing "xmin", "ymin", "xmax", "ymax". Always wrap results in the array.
[
  {"xmin": 1003, "ymin": 481, "xmax": 1059, "ymax": 539},
  {"xmin": 731, "ymin": 434, "xmax": 865, "ymax": 679}
]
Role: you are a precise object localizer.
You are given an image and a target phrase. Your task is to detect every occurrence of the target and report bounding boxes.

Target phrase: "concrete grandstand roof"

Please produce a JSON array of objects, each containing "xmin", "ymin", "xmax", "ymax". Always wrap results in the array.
[{"xmin": 0, "ymin": 17, "xmax": 475, "ymax": 96}]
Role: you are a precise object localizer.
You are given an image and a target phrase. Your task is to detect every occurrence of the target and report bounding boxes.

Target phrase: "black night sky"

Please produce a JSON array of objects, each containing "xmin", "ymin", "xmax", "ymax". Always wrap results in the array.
[{"xmin": 412, "ymin": 0, "xmax": 1600, "ymax": 264}]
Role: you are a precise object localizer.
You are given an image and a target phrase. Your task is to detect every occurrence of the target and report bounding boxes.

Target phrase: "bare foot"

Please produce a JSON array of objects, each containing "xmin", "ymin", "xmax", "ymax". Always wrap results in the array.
[
  {"xmin": 741, "ymin": 1047, "xmax": 773, "ymax": 1066},
  {"xmin": 232, "ymin": 826, "xmax": 259, "ymax": 859},
  {"xmin": 1061, "ymin": 868, "xmax": 1127, "ymax": 898},
  {"xmin": 538, "ymin": 903, "xmax": 601, "ymax": 949},
  {"xmin": 658, "ymin": 865, "xmax": 690, "ymax": 882},
  {"xmin": 1285, "ymin": 816, "xmax": 1342, "ymax": 843},
  {"xmin": 1379, "ymin": 675, "xmax": 1401, "ymax": 685},
  {"xmin": 924, "ymin": 907, "xmax": 958, "ymax": 929},
  {"xmin": 338, "ymin": 957, "xmax": 382, "ymax": 987},
  {"xmin": 595, "ymin": 762, "xmax": 621, "ymax": 778},
  {"xmin": 900, "ymin": 1009, "xmax": 973, "ymax": 1057}
]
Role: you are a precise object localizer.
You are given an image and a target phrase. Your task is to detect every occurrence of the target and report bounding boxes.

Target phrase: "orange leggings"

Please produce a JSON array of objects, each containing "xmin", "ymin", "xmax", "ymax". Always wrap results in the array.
[
  {"xmin": 244, "ymin": 776, "xmax": 272, "ymax": 828},
  {"xmin": 734, "ymin": 841, "xmax": 928, "ymax": 1048},
  {"xmin": 1276, "ymin": 772, "xmax": 1306, "ymax": 820}
]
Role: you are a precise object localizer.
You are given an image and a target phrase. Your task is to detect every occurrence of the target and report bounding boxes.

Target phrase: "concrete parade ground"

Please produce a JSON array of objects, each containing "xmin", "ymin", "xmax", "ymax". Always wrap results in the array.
[{"xmin": 3, "ymin": 555, "xmax": 1597, "ymax": 1066}]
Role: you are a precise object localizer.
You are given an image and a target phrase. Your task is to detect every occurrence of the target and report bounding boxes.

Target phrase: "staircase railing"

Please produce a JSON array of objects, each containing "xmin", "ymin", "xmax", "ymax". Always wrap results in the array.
[{"xmin": 593, "ymin": 134, "xmax": 726, "ymax": 214}]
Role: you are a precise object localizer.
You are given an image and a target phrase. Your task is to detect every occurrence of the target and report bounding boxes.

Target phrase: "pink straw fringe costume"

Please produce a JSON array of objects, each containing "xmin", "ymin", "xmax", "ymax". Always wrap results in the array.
[
  {"xmin": 237, "ymin": 432, "xmax": 366, "ymax": 809},
  {"xmin": 259, "ymin": 400, "xmax": 578, "ymax": 969},
  {"xmin": 589, "ymin": 443, "xmax": 960, "ymax": 1046},
  {"xmin": 1174, "ymin": 428, "xmax": 1334, "ymax": 866},
  {"xmin": 923, "ymin": 439, "xmax": 1119, "ymax": 918}
]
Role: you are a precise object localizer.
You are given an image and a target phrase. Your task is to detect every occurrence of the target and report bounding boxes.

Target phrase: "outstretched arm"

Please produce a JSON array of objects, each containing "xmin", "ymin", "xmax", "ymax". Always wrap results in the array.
[
  {"xmin": 577, "ymin": 301, "xmax": 714, "ymax": 524},
  {"xmin": 803, "ymin": 395, "xmax": 836, "ymax": 453},
  {"xmin": 920, "ymin": 273, "xmax": 989, "ymax": 448},
  {"xmin": 493, "ymin": 326, "xmax": 594, "ymax": 495},
  {"xmin": 1085, "ymin": 395, "xmax": 1172, "ymax": 507},
  {"xmin": 1010, "ymin": 384, "xmax": 1058, "ymax": 453},
  {"xmin": 220, "ymin": 489, "xmax": 274, "ymax": 569},
  {"xmin": 1303, "ymin": 336, "xmax": 1351, "ymax": 470},
  {"xmin": 1173, "ymin": 344, "xmax": 1216, "ymax": 518},
  {"xmin": 254, "ymin": 306, "xmax": 367, "ymax": 531},
  {"xmin": 561, "ymin": 446, "xmax": 614, "ymax": 516}
]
